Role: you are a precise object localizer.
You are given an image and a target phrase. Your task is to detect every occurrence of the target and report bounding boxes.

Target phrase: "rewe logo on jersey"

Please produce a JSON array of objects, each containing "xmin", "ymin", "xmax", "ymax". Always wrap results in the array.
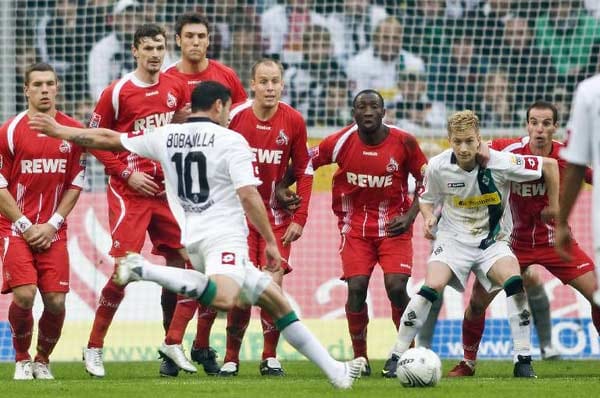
[
  {"xmin": 275, "ymin": 129, "xmax": 289, "ymax": 145},
  {"xmin": 21, "ymin": 158, "xmax": 67, "ymax": 174},
  {"xmin": 133, "ymin": 111, "xmax": 175, "ymax": 132},
  {"xmin": 252, "ymin": 148, "xmax": 284, "ymax": 164},
  {"xmin": 512, "ymin": 182, "xmax": 546, "ymax": 197},
  {"xmin": 346, "ymin": 172, "xmax": 393, "ymax": 188},
  {"xmin": 166, "ymin": 92, "xmax": 177, "ymax": 108}
]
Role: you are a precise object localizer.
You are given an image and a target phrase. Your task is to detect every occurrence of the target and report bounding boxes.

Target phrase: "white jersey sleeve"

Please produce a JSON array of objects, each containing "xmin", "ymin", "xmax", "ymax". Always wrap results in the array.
[
  {"xmin": 488, "ymin": 149, "xmax": 543, "ymax": 183},
  {"xmin": 419, "ymin": 160, "xmax": 442, "ymax": 204},
  {"xmin": 120, "ymin": 128, "xmax": 163, "ymax": 161},
  {"xmin": 562, "ymin": 82, "xmax": 592, "ymax": 166},
  {"xmin": 227, "ymin": 135, "xmax": 262, "ymax": 190}
]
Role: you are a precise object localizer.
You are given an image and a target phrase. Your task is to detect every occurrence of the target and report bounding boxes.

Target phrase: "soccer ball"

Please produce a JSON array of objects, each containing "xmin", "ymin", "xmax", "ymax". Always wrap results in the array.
[{"xmin": 396, "ymin": 347, "xmax": 442, "ymax": 387}]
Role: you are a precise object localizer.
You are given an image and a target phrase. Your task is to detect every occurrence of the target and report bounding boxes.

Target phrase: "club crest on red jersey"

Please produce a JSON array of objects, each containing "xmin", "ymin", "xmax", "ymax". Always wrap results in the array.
[
  {"xmin": 386, "ymin": 157, "xmax": 399, "ymax": 173},
  {"xmin": 221, "ymin": 252, "xmax": 236, "ymax": 265},
  {"xmin": 276, "ymin": 129, "xmax": 289, "ymax": 146},
  {"xmin": 167, "ymin": 92, "xmax": 177, "ymax": 108},
  {"xmin": 59, "ymin": 140, "xmax": 72, "ymax": 153}
]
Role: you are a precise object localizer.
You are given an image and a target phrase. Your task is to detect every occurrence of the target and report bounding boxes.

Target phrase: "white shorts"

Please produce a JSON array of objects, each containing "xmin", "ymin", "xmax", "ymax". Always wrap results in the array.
[
  {"xmin": 186, "ymin": 235, "xmax": 272, "ymax": 305},
  {"xmin": 428, "ymin": 238, "xmax": 517, "ymax": 293}
]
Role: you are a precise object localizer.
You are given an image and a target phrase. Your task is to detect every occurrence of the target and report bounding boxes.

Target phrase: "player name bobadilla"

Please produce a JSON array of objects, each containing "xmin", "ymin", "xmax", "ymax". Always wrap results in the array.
[{"xmin": 166, "ymin": 131, "xmax": 215, "ymax": 148}]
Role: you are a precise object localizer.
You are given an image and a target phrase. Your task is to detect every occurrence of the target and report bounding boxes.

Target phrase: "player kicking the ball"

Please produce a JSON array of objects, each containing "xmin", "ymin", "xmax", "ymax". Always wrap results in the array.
[{"xmin": 29, "ymin": 80, "xmax": 365, "ymax": 389}]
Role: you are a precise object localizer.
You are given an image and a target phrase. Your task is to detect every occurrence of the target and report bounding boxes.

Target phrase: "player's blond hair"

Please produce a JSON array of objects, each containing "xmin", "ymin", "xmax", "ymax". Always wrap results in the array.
[{"xmin": 447, "ymin": 110, "xmax": 480, "ymax": 137}]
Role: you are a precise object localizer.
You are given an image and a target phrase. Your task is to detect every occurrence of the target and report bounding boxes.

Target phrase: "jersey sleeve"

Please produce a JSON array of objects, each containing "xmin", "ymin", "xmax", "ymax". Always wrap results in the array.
[
  {"xmin": 0, "ymin": 125, "xmax": 13, "ymax": 189},
  {"xmin": 491, "ymin": 150, "xmax": 543, "ymax": 183},
  {"xmin": 418, "ymin": 159, "xmax": 442, "ymax": 204},
  {"xmin": 228, "ymin": 135, "xmax": 262, "ymax": 189},
  {"xmin": 290, "ymin": 114, "xmax": 313, "ymax": 227},
  {"xmin": 562, "ymin": 83, "xmax": 592, "ymax": 166},
  {"xmin": 88, "ymin": 86, "xmax": 131, "ymax": 179},
  {"xmin": 67, "ymin": 146, "xmax": 87, "ymax": 190},
  {"xmin": 228, "ymin": 72, "xmax": 248, "ymax": 104},
  {"xmin": 120, "ymin": 127, "xmax": 163, "ymax": 162},
  {"xmin": 310, "ymin": 133, "xmax": 336, "ymax": 170},
  {"xmin": 405, "ymin": 135, "xmax": 428, "ymax": 182},
  {"xmin": 489, "ymin": 138, "xmax": 516, "ymax": 151}
]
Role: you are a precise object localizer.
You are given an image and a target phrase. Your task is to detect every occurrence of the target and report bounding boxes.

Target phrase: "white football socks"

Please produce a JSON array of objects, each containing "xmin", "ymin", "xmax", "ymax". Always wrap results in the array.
[
  {"xmin": 506, "ymin": 291, "xmax": 532, "ymax": 362},
  {"xmin": 391, "ymin": 294, "xmax": 432, "ymax": 356}
]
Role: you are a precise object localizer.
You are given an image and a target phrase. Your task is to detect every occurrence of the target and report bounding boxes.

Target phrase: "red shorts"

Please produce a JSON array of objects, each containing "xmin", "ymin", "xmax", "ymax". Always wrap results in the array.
[
  {"xmin": 247, "ymin": 224, "xmax": 292, "ymax": 274},
  {"xmin": 339, "ymin": 234, "xmax": 413, "ymax": 279},
  {"xmin": 515, "ymin": 243, "xmax": 595, "ymax": 284},
  {"xmin": 1, "ymin": 236, "xmax": 70, "ymax": 294},
  {"xmin": 107, "ymin": 188, "xmax": 183, "ymax": 258}
]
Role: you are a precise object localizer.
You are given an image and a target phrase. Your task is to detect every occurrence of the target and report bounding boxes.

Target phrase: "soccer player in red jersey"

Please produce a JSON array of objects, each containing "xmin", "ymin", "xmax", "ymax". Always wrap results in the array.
[
  {"xmin": 308, "ymin": 89, "xmax": 428, "ymax": 377},
  {"xmin": 164, "ymin": 13, "xmax": 247, "ymax": 105},
  {"xmin": 448, "ymin": 101, "xmax": 599, "ymax": 377},
  {"xmin": 207, "ymin": 58, "xmax": 313, "ymax": 377},
  {"xmin": 160, "ymin": 13, "xmax": 247, "ymax": 375},
  {"xmin": 82, "ymin": 24, "xmax": 190, "ymax": 378},
  {"xmin": 0, "ymin": 63, "xmax": 86, "ymax": 380}
]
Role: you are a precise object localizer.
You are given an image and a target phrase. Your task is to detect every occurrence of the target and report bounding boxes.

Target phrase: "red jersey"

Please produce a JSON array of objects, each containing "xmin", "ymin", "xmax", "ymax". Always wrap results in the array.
[
  {"xmin": 89, "ymin": 72, "xmax": 187, "ymax": 195},
  {"xmin": 311, "ymin": 124, "xmax": 427, "ymax": 238},
  {"xmin": 491, "ymin": 137, "xmax": 593, "ymax": 249},
  {"xmin": 0, "ymin": 111, "xmax": 85, "ymax": 239},
  {"xmin": 164, "ymin": 59, "xmax": 247, "ymax": 104},
  {"xmin": 229, "ymin": 100, "xmax": 313, "ymax": 227}
]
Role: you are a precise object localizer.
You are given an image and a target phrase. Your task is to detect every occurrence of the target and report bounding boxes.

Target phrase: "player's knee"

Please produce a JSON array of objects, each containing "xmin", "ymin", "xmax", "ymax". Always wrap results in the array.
[
  {"xmin": 12, "ymin": 286, "xmax": 37, "ymax": 309},
  {"xmin": 522, "ymin": 267, "xmax": 542, "ymax": 288},
  {"xmin": 385, "ymin": 278, "xmax": 409, "ymax": 302},
  {"xmin": 346, "ymin": 277, "xmax": 369, "ymax": 303},
  {"xmin": 44, "ymin": 295, "xmax": 66, "ymax": 314}
]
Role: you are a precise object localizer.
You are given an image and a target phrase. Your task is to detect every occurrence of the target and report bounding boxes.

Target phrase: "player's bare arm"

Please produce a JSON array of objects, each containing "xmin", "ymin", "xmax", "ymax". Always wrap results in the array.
[
  {"xmin": 539, "ymin": 156, "xmax": 560, "ymax": 223},
  {"xmin": 555, "ymin": 163, "xmax": 587, "ymax": 261},
  {"xmin": 419, "ymin": 201, "xmax": 437, "ymax": 240},
  {"xmin": 0, "ymin": 187, "xmax": 45, "ymax": 249},
  {"xmin": 28, "ymin": 113, "xmax": 125, "ymax": 151},
  {"xmin": 386, "ymin": 194, "xmax": 420, "ymax": 237},
  {"xmin": 237, "ymin": 185, "xmax": 282, "ymax": 272}
]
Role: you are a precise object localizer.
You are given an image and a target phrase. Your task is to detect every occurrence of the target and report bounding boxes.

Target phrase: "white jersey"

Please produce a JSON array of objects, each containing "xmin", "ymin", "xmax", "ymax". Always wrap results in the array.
[
  {"xmin": 561, "ymin": 74, "xmax": 600, "ymax": 250},
  {"xmin": 121, "ymin": 116, "xmax": 261, "ymax": 247},
  {"xmin": 420, "ymin": 148, "xmax": 543, "ymax": 248}
]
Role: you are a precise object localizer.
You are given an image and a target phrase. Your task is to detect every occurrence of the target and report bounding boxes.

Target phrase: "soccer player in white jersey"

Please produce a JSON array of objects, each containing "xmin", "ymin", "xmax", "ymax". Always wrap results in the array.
[
  {"xmin": 557, "ymin": 74, "xmax": 600, "ymax": 307},
  {"xmin": 385, "ymin": 110, "xmax": 560, "ymax": 378},
  {"xmin": 29, "ymin": 81, "xmax": 366, "ymax": 389}
]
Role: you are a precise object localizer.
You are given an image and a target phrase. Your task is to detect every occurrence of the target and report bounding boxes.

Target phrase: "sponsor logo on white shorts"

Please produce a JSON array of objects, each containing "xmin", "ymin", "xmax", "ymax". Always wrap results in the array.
[{"xmin": 221, "ymin": 252, "xmax": 236, "ymax": 265}]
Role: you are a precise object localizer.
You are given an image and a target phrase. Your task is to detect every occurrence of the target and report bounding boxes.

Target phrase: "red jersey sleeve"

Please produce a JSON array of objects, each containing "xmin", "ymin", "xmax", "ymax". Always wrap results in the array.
[
  {"xmin": 228, "ymin": 74, "xmax": 248, "ymax": 104},
  {"xmin": 404, "ymin": 134, "xmax": 428, "ymax": 183},
  {"xmin": 289, "ymin": 114, "xmax": 312, "ymax": 227},
  {"xmin": 0, "ymin": 122, "xmax": 13, "ymax": 189},
  {"xmin": 88, "ymin": 85, "xmax": 130, "ymax": 180},
  {"xmin": 489, "ymin": 138, "xmax": 516, "ymax": 151},
  {"xmin": 310, "ymin": 133, "xmax": 336, "ymax": 170}
]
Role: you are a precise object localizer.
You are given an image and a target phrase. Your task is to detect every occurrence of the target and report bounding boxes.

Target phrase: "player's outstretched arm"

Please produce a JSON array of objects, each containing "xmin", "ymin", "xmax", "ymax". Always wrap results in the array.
[
  {"xmin": 540, "ymin": 157, "xmax": 560, "ymax": 223},
  {"xmin": 28, "ymin": 113, "xmax": 125, "ymax": 151},
  {"xmin": 555, "ymin": 163, "xmax": 587, "ymax": 261},
  {"xmin": 237, "ymin": 185, "xmax": 282, "ymax": 271}
]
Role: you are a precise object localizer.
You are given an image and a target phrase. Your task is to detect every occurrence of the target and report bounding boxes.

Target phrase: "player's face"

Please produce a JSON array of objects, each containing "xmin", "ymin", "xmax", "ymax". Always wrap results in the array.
[
  {"xmin": 24, "ymin": 71, "xmax": 58, "ymax": 113},
  {"xmin": 449, "ymin": 128, "xmax": 480, "ymax": 169},
  {"xmin": 251, "ymin": 63, "xmax": 283, "ymax": 109},
  {"xmin": 176, "ymin": 23, "xmax": 210, "ymax": 63},
  {"xmin": 352, "ymin": 93, "xmax": 385, "ymax": 134},
  {"xmin": 133, "ymin": 35, "xmax": 166, "ymax": 74},
  {"xmin": 527, "ymin": 107, "xmax": 557, "ymax": 153}
]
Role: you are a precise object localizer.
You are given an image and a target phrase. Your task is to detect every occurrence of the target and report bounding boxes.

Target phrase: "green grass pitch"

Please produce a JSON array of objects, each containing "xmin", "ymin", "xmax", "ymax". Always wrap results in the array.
[{"xmin": 1, "ymin": 360, "xmax": 599, "ymax": 397}]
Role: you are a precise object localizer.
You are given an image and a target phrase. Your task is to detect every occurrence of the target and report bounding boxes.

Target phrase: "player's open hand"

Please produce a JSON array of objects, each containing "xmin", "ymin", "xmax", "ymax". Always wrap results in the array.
[
  {"xmin": 423, "ymin": 215, "xmax": 438, "ymax": 240},
  {"xmin": 28, "ymin": 113, "xmax": 59, "ymax": 137},
  {"xmin": 127, "ymin": 171, "xmax": 160, "ymax": 196},
  {"xmin": 172, "ymin": 103, "xmax": 191, "ymax": 123},
  {"xmin": 476, "ymin": 142, "xmax": 490, "ymax": 168},
  {"xmin": 281, "ymin": 222, "xmax": 303, "ymax": 246},
  {"xmin": 264, "ymin": 242, "xmax": 282, "ymax": 272},
  {"xmin": 386, "ymin": 214, "xmax": 414, "ymax": 236},
  {"xmin": 274, "ymin": 185, "xmax": 301, "ymax": 212},
  {"xmin": 554, "ymin": 222, "xmax": 573, "ymax": 261}
]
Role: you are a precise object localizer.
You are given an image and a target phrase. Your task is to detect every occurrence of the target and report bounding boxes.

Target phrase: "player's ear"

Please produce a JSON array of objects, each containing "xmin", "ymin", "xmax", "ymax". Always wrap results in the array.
[{"xmin": 175, "ymin": 34, "xmax": 181, "ymax": 48}]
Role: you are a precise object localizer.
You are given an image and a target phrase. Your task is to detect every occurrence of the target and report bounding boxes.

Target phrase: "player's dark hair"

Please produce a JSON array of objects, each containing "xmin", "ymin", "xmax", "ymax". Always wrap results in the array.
[
  {"xmin": 175, "ymin": 13, "xmax": 211, "ymax": 38},
  {"xmin": 352, "ymin": 89, "xmax": 385, "ymax": 109},
  {"xmin": 191, "ymin": 81, "xmax": 231, "ymax": 112},
  {"xmin": 526, "ymin": 101, "xmax": 559, "ymax": 124},
  {"xmin": 250, "ymin": 58, "xmax": 284, "ymax": 80},
  {"xmin": 133, "ymin": 24, "xmax": 167, "ymax": 48},
  {"xmin": 24, "ymin": 62, "xmax": 57, "ymax": 85}
]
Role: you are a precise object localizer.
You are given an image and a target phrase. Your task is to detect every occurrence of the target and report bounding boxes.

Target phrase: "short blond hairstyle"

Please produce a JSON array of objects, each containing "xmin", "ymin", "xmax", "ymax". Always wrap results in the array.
[{"xmin": 447, "ymin": 110, "xmax": 480, "ymax": 137}]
